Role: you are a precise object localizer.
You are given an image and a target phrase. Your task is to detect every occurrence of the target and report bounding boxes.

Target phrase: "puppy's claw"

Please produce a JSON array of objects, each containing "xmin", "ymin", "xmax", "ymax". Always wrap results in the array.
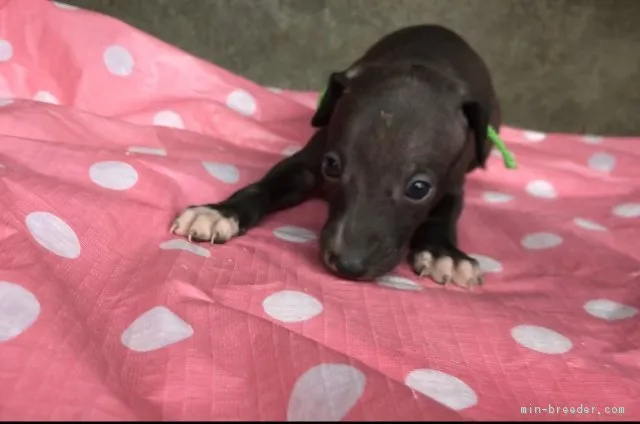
[
  {"xmin": 172, "ymin": 206, "xmax": 240, "ymax": 245},
  {"xmin": 170, "ymin": 222, "xmax": 178, "ymax": 234},
  {"xmin": 411, "ymin": 249, "xmax": 483, "ymax": 289}
]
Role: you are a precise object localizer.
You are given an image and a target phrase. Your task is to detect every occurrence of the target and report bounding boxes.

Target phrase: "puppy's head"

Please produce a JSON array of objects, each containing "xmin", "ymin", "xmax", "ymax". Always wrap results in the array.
[{"xmin": 312, "ymin": 64, "xmax": 491, "ymax": 280}]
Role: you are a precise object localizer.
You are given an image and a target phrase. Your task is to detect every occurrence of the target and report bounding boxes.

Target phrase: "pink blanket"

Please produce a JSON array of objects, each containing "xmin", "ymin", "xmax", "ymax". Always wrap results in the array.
[{"xmin": 0, "ymin": 0, "xmax": 638, "ymax": 421}]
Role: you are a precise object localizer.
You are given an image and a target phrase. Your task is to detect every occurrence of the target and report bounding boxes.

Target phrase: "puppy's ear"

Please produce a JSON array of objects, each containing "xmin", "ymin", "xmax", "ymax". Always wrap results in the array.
[
  {"xmin": 311, "ymin": 70, "xmax": 353, "ymax": 128},
  {"xmin": 462, "ymin": 100, "xmax": 491, "ymax": 170}
]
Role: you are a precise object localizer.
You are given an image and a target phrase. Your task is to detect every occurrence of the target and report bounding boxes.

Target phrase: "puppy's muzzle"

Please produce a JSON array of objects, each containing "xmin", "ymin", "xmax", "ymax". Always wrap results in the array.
[{"xmin": 324, "ymin": 248, "xmax": 368, "ymax": 280}]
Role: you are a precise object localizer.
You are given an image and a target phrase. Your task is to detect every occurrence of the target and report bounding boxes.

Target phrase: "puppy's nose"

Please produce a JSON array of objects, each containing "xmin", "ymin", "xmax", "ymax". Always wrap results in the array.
[{"xmin": 333, "ymin": 251, "xmax": 367, "ymax": 279}]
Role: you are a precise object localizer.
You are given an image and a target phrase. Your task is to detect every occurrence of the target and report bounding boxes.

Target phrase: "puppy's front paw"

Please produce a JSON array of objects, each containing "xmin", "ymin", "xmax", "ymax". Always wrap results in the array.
[
  {"xmin": 410, "ymin": 248, "xmax": 482, "ymax": 288},
  {"xmin": 170, "ymin": 206, "xmax": 239, "ymax": 244}
]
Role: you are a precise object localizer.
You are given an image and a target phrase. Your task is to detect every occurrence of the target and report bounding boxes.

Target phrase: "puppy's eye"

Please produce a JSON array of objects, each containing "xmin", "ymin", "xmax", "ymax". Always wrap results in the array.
[
  {"xmin": 405, "ymin": 178, "xmax": 433, "ymax": 201},
  {"xmin": 321, "ymin": 152, "xmax": 342, "ymax": 179}
]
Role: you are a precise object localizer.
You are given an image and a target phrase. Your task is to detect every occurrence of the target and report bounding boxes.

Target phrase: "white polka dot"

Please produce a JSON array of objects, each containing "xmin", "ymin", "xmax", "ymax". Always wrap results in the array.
[
  {"xmin": 583, "ymin": 299, "xmax": 638, "ymax": 321},
  {"xmin": 34, "ymin": 91, "xmax": 59, "ymax": 104},
  {"xmin": 376, "ymin": 275, "xmax": 423, "ymax": 291},
  {"xmin": 202, "ymin": 161, "xmax": 240, "ymax": 184},
  {"xmin": 469, "ymin": 254, "xmax": 503, "ymax": 273},
  {"xmin": 0, "ymin": 281, "xmax": 40, "ymax": 342},
  {"xmin": 523, "ymin": 130, "xmax": 546, "ymax": 142},
  {"xmin": 126, "ymin": 146, "xmax": 167, "ymax": 156},
  {"xmin": 521, "ymin": 232, "xmax": 563, "ymax": 250},
  {"xmin": 273, "ymin": 226, "xmax": 317, "ymax": 243},
  {"xmin": 226, "ymin": 89, "xmax": 257, "ymax": 116},
  {"xmin": 588, "ymin": 152, "xmax": 616, "ymax": 173},
  {"xmin": 281, "ymin": 145, "xmax": 302, "ymax": 157},
  {"xmin": 103, "ymin": 45, "xmax": 135, "ymax": 77},
  {"xmin": 612, "ymin": 203, "xmax": 640, "ymax": 218},
  {"xmin": 0, "ymin": 98, "xmax": 13, "ymax": 107},
  {"xmin": 25, "ymin": 211, "xmax": 81, "ymax": 259},
  {"xmin": 89, "ymin": 161, "xmax": 138, "ymax": 190},
  {"xmin": 288, "ymin": 363, "xmax": 366, "ymax": 421},
  {"xmin": 153, "ymin": 110, "xmax": 184, "ymax": 129},
  {"xmin": 121, "ymin": 306, "xmax": 193, "ymax": 352},
  {"xmin": 526, "ymin": 180, "xmax": 557, "ymax": 199},
  {"xmin": 582, "ymin": 134, "xmax": 603, "ymax": 144},
  {"xmin": 511, "ymin": 324, "xmax": 572, "ymax": 354},
  {"xmin": 482, "ymin": 191, "xmax": 514, "ymax": 204},
  {"xmin": 573, "ymin": 217, "xmax": 607, "ymax": 232},
  {"xmin": 405, "ymin": 369, "xmax": 477, "ymax": 411},
  {"xmin": 159, "ymin": 239, "xmax": 210, "ymax": 258},
  {"xmin": 53, "ymin": 1, "xmax": 79, "ymax": 9},
  {"xmin": 262, "ymin": 290, "xmax": 323, "ymax": 323},
  {"xmin": 0, "ymin": 39, "xmax": 13, "ymax": 62}
]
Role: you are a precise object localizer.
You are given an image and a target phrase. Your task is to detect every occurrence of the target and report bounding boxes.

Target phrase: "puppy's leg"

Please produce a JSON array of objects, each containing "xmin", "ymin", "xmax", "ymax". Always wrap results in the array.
[
  {"xmin": 171, "ymin": 130, "xmax": 325, "ymax": 244},
  {"xmin": 408, "ymin": 192, "xmax": 482, "ymax": 288}
]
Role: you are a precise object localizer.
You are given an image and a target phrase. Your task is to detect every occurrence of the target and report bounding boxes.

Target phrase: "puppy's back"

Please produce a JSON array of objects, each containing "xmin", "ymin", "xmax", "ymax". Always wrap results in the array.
[
  {"xmin": 355, "ymin": 25, "xmax": 499, "ymax": 127},
  {"xmin": 358, "ymin": 25, "xmax": 481, "ymax": 72}
]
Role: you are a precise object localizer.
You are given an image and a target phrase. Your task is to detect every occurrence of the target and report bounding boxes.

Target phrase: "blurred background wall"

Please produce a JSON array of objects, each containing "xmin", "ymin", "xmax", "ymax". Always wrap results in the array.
[{"xmin": 68, "ymin": 0, "xmax": 640, "ymax": 135}]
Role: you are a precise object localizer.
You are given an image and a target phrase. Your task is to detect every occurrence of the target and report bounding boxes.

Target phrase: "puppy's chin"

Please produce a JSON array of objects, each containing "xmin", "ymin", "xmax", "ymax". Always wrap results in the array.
[
  {"xmin": 359, "ymin": 256, "xmax": 403, "ymax": 281},
  {"xmin": 320, "ymin": 249, "xmax": 401, "ymax": 282}
]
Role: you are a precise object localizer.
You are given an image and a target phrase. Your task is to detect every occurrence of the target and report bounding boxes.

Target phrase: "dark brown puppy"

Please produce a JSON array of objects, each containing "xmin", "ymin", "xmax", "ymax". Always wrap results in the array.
[{"xmin": 171, "ymin": 25, "xmax": 501, "ymax": 287}]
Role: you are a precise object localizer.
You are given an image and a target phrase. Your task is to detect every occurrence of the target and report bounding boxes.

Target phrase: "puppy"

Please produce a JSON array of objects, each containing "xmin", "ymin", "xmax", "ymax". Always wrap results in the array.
[{"xmin": 171, "ymin": 24, "xmax": 501, "ymax": 288}]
